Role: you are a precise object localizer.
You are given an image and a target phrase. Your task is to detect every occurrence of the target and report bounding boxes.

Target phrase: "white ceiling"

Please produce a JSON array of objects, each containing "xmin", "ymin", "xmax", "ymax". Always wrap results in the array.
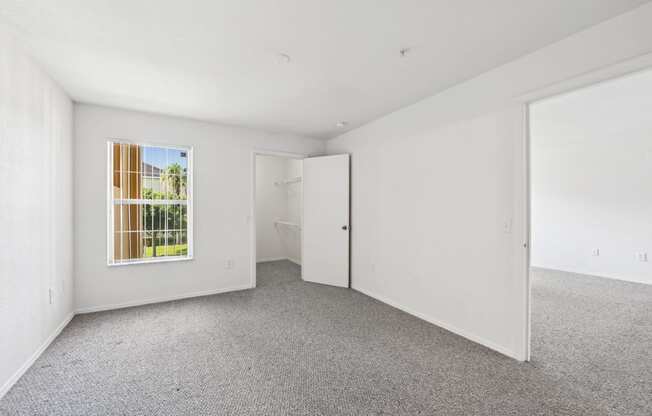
[{"xmin": 0, "ymin": 0, "xmax": 648, "ymax": 139}]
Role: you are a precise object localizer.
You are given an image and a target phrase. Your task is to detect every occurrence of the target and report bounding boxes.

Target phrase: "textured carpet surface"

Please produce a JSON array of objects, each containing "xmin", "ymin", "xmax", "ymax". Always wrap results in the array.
[
  {"xmin": 1, "ymin": 261, "xmax": 650, "ymax": 415},
  {"xmin": 530, "ymin": 268, "xmax": 652, "ymax": 416}
]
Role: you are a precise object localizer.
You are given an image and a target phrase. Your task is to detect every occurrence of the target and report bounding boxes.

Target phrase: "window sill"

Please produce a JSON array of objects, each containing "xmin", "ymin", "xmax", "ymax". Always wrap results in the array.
[{"xmin": 108, "ymin": 256, "xmax": 194, "ymax": 267}]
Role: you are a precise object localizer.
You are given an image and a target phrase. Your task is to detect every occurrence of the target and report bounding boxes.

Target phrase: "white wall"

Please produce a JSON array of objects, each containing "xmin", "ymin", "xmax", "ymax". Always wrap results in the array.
[
  {"xmin": 531, "ymin": 69, "xmax": 652, "ymax": 285},
  {"xmin": 285, "ymin": 159, "xmax": 303, "ymax": 264},
  {"xmin": 75, "ymin": 104, "xmax": 323, "ymax": 312},
  {"xmin": 256, "ymin": 155, "xmax": 289, "ymax": 262},
  {"xmin": 0, "ymin": 28, "xmax": 74, "ymax": 397},
  {"xmin": 255, "ymin": 155, "xmax": 302, "ymax": 264},
  {"xmin": 327, "ymin": 4, "xmax": 652, "ymax": 360}
]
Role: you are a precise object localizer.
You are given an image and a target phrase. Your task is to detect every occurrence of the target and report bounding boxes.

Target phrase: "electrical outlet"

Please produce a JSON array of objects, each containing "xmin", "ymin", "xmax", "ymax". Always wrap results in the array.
[
  {"xmin": 503, "ymin": 218, "xmax": 512, "ymax": 234},
  {"xmin": 636, "ymin": 252, "xmax": 648, "ymax": 262},
  {"xmin": 225, "ymin": 259, "xmax": 234, "ymax": 269},
  {"xmin": 591, "ymin": 248, "xmax": 600, "ymax": 257}
]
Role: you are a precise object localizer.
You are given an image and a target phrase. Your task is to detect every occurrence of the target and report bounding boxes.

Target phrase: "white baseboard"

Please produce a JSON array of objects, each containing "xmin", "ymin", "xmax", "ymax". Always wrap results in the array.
[
  {"xmin": 4, "ymin": 282, "xmax": 520, "ymax": 402},
  {"xmin": 257, "ymin": 257, "xmax": 301, "ymax": 266},
  {"xmin": 75, "ymin": 284, "xmax": 252, "ymax": 314},
  {"xmin": 0, "ymin": 312, "xmax": 75, "ymax": 400},
  {"xmin": 287, "ymin": 257, "xmax": 301, "ymax": 265},
  {"xmin": 352, "ymin": 285, "xmax": 523, "ymax": 361},
  {"xmin": 530, "ymin": 265, "xmax": 651, "ymax": 286},
  {"xmin": 256, "ymin": 257, "xmax": 287, "ymax": 263}
]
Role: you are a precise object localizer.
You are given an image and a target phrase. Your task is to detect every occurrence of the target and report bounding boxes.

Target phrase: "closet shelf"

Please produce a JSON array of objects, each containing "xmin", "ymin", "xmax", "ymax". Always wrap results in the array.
[
  {"xmin": 274, "ymin": 177, "xmax": 302, "ymax": 186},
  {"xmin": 274, "ymin": 220, "xmax": 301, "ymax": 229}
]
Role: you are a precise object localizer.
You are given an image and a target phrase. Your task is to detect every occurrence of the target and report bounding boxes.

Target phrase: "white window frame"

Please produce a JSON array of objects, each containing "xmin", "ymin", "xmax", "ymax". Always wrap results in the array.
[{"xmin": 106, "ymin": 139, "xmax": 194, "ymax": 266}]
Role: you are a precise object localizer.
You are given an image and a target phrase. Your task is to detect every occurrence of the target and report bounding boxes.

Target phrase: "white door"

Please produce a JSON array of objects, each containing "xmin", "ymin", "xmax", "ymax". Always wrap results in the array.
[{"xmin": 302, "ymin": 154, "xmax": 350, "ymax": 287}]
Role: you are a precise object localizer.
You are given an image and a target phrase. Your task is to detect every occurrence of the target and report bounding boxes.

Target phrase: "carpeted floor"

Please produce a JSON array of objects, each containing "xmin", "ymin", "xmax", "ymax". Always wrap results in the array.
[
  {"xmin": 529, "ymin": 268, "xmax": 652, "ymax": 416},
  {"xmin": 1, "ymin": 261, "xmax": 650, "ymax": 415}
]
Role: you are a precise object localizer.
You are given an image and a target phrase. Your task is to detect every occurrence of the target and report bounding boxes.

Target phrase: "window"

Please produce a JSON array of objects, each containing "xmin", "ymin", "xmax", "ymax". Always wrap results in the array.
[{"xmin": 107, "ymin": 141, "xmax": 193, "ymax": 265}]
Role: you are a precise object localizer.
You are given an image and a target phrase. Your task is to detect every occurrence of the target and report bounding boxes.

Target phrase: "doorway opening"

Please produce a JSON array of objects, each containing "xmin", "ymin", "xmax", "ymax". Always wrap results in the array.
[
  {"xmin": 527, "ymin": 68, "xmax": 652, "ymax": 415},
  {"xmin": 253, "ymin": 152, "xmax": 304, "ymax": 288},
  {"xmin": 250, "ymin": 152, "xmax": 351, "ymax": 289}
]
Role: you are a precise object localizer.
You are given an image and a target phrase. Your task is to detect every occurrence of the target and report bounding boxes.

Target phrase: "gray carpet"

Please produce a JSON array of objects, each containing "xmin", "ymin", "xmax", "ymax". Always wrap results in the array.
[
  {"xmin": 0, "ymin": 262, "xmax": 650, "ymax": 415},
  {"xmin": 530, "ymin": 268, "xmax": 652, "ymax": 416}
]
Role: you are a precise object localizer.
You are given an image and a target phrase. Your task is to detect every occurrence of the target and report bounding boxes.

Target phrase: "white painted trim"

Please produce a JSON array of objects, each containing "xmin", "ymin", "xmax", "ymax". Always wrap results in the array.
[
  {"xmin": 106, "ymin": 140, "xmax": 194, "ymax": 266},
  {"xmin": 187, "ymin": 145, "xmax": 195, "ymax": 260},
  {"xmin": 250, "ymin": 152, "xmax": 256, "ymax": 289},
  {"xmin": 522, "ymin": 104, "xmax": 532, "ymax": 363},
  {"xmin": 107, "ymin": 255, "xmax": 194, "ymax": 267},
  {"xmin": 519, "ymin": 55, "xmax": 652, "ymax": 363},
  {"xmin": 75, "ymin": 285, "xmax": 252, "ymax": 314},
  {"xmin": 287, "ymin": 257, "xmax": 301, "ymax": 266},
  {"xmin": 530, "ymin": 266, "xmax": 652, "ymax": 286},
  {"xmin": 0, "ymin": 312, "xmax": 75, "ymax": 400},
  {"xmin": 106, "ymin": 141, "xmax": 113, "ymax": 266},
  {"xmin": 256, "ymin": 257, "xmax": 288, "ymax": 263},
  {"xmin": 516, "ymin": 51, "xmax": 652, "ymax": 103},
  {"xmin": 252, "ymin": 149, "xmax": 308, "ymax": 160},
  {"xmin": 257, "ymin": 257, "xmax": 302, "ymax": 265},
  {"xmin": 250, "ymin": 149, "xmax": 307, "ymax": 289},
  {"xmin": 352, "ymin": 285, "xmax": 523, "ymax": 361}
]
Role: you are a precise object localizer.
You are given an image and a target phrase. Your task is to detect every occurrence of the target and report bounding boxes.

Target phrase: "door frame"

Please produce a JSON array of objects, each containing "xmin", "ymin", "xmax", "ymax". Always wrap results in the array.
[
  {"xmin": 250, "ymin": 149, "xmax": 308, "ymax": 288},
  {"xmin": 517, "ymin": 53, "xmax": 652, "ymax": 362}
]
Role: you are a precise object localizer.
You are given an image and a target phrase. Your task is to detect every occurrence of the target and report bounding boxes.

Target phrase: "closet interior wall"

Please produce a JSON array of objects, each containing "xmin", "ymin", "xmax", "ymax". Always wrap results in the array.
[{"xmin": 255, "ymin": 155, "xmax": 302, "ymax": 265}]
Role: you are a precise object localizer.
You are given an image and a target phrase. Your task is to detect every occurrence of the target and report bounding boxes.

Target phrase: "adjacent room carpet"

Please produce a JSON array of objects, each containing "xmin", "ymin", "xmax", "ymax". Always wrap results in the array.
[{"xmin": 1, "ymin": 262, "xmax": 650, "ymax": 415}]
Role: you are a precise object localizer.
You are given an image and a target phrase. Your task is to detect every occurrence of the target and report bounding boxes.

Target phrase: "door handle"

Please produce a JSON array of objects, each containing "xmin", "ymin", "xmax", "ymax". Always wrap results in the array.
[{"xmin": 342, "ymin": 225, "xmax": 348, "ymax": 230}]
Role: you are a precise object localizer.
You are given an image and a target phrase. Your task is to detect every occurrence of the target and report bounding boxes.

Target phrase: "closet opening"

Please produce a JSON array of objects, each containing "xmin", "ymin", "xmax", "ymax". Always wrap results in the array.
[{"xmin": 252, "ymin": 152, "xmax": 304, "ymax": 288}]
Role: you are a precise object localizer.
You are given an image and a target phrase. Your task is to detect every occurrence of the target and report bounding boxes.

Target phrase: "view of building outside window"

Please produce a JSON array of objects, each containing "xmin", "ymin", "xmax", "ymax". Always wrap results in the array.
[{"xmin": 109, "ymin": 141, "xmax": 191, "ymax": 264}]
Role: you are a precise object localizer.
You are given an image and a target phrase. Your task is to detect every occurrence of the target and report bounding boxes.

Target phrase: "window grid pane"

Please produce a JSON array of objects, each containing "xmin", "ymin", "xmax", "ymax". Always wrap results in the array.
[{"xmin": 109, "ymin": 142, "xmax": 190, "ymax": 264}]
